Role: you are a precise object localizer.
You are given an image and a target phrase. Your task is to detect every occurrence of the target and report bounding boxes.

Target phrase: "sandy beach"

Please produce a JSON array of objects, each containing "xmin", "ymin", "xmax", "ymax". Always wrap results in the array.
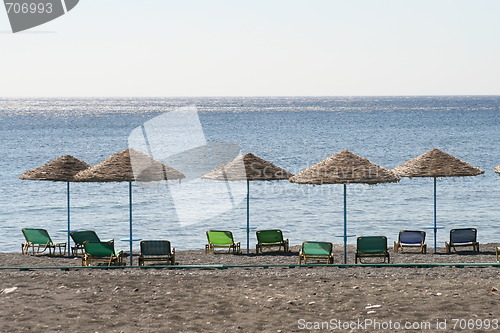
[{"xmin": 0, "ymin": 243, "xmax": 498, "ymax": 333}]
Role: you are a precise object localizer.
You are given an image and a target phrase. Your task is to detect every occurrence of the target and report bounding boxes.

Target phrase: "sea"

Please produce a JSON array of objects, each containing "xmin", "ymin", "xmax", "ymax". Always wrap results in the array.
[{"xmin": 0, "ymin": 96, "xmax": 499, "ymax": 254}]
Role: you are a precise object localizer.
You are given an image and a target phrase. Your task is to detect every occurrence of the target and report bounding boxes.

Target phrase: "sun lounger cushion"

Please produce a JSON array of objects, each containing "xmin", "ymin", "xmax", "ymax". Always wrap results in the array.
[
  {"xmin": 138, "ymin": 240, "xmax": 175, "ymax": 266},
  {"xmin": 298, "ymin": 241, "xmax": 334, "ymax": 264},
  {"xmin": 21, "ymin": 228, "xmax": 66, "ymax": 256},
  {"xmin": 256, "ymin": 229, "xmax": 289, "ymax": 253},
  {"xmin": 205, "ymin": 230, "xmax": 241, "ymax": 254},
  {"xmin": 445, "ymin": 228, "xmax": 479, "ymax": 253},
  {"xmin": 356, "ymin": 236, "xmax": 390, "ymax": 264},
  {"xmin": 394, "ymin": 230, "xmax": 426, "ymax": 254}
]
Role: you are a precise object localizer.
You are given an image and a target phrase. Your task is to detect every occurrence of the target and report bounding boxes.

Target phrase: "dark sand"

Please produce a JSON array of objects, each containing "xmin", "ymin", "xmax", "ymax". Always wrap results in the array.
[{"xmin": 0, "ymin": 243, "xmax": 498, "ymax": 332}]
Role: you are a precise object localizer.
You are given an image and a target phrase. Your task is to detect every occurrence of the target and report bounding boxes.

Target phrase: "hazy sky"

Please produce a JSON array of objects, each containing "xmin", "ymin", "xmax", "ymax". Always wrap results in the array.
[{"xmin": 1, "ymin": 0, "xmax": 500, "ymax": 97}]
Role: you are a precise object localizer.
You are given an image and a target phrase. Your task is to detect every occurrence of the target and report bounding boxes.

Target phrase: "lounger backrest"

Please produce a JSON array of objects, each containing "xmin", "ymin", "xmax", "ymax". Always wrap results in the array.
[
  {"xmin": 83, "ymin": 241, "xmax": 115, "ymax": 257},
  {"xmin": 70, "ymin": 230, "xmax": 100, "ymax": 245},
  {"xmin": 357, "ymin": 236, "xmax": 387, "ymax": 254},
  {"xmin": 302, "ymin": 241, "xmax": 333, "ymax": 255},
  {"xmin": 206, "ymin": 230, "xmax": 234, "ymax": 245},
  {"xmin": 256, "ymin": 230, "xmax": 283, "ymax": 243},
  {"xmin": 450, "ymin": 228, "xmax": 477, "ymax": 243},
  {"xmin": 140, "ymin": 240, "xmax": 171, "ymax": 256},
  {"xmin": 22, "ymin": 228, "xmax": 52, "ymax": 245},
  {"xmin": 399, "ymin": 230, "xmax": 425, "ymax": 244}
]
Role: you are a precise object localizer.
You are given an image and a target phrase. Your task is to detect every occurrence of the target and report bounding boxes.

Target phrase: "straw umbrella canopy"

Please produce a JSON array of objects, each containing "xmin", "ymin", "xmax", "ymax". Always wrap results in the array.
[
  {"xmin": 393, "ymin": 148, "xmax": 484, "ymax": 253},
  {"xmin": 201, "ymin": 152, "xmax": 293, "ymax": 254},
  {"xmin": 290, "ymin": 150, "xmax": 400, "ymax": 264},
  {"xmin": 74, "ymin": 148, "xmax": 185, "ymax": 265},
  {"xmin": 19, "ymin": 155, "xmax": 91, "ymax": 256},
  {"xmin": 495, "ymin": 166, "xmax": 500, "ymax": 174}
]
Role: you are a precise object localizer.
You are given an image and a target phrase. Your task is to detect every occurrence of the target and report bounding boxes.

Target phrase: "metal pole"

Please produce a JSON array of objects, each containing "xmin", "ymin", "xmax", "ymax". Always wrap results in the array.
[
  {"xmin": 343, "ymin": 184, "xmax": 347, "ymax": 264},
  {"xmin": 246, "ymin": 180, "xmax": 250, "ymax": 254},
  {"xmin": 129, "ymin": 181, "xmax": 133, "ymax": 266},
  {"xmin": 67, "ymin": 182, "xmax": 71, "ymax": 256},
  {"xmin": 433, "ymin": 177, "xmax": 437, "ymax": 254}
]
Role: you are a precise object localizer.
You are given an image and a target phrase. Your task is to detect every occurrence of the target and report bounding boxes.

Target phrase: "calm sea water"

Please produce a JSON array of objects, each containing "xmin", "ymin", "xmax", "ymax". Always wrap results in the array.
[{"xmin": 0, "ymin": 96, "xmax": 499, "ymax": 253}]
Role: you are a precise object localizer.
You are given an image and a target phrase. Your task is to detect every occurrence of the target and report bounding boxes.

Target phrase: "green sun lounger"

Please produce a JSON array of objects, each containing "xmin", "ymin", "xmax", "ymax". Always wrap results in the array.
[
  {"xmin": 356, "ymin": 236, "xmax": 390, "ymax": 264},
  {"xmin": 298, "ymin": 241, "xmax": 334, "ymax": 264},
  {"xmin": 21, "ymin": 228, "xmax": 66, "ymax": 256},
  {"xmin": 82, "ymin": 241, "xmax": 124, "ymax": 266},
  {"xmin": 256, "ymin": 229, "xmax": 289, "ymax": 253},
  {"xmin": 70, "ymin": 230, "xmax": 104, "ymax": 257},
  {"xmin": 205, "ymin": 230, "xmax": 241, "ymax": 254},
  {"xmin": 138, "ymin": 240, "xmax": 175, "ymax": 266}
]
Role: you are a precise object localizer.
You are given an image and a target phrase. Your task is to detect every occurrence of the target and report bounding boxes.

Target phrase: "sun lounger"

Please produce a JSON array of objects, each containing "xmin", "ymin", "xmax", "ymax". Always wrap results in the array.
[
  {"xmin": 70, "ymin": 230, "xmax": 105, "ymax": 257},
  {"xmin": 356, "ymin": 236, "xmax": 390, "ymax": 264},
  {"xmin": 82, "ymin": 241, "xmax": 124, "ymax": 266},
  {"xmin": 394, "ymin": 230, "xmax": 426, "ymax": 254},
  {"xmin": 298, "ymin": 241, "xmax": 334, "ymax": 264},
  {"xmin": 445, "ymin": 228, "xmax": 479, "ymax": 253},
  {"xmin": 205, "ymin": 230, "xmax": 241, "ymax": 254},
  {"xmin": 138, "ymin": 240, "xmax": 175, "ymax": 266},
  {"xmin": 255, "ymin": 229, "xmax": 289, "ymax": 253},
  {"xmin": 21, "ymin": 228, "xmax": 66, "ymax": 255}
]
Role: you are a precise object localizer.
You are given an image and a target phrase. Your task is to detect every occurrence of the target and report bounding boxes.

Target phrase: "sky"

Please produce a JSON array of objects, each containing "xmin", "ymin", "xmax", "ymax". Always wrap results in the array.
[{"xmin": 1, "ymin": 0, "xmax": 500, "ymax": 97}]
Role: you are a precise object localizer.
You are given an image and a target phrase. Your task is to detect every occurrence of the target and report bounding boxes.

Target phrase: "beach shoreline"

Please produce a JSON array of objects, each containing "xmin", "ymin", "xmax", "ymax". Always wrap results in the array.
[{"xmin": 0, "ymin": 244, "xmax": 499, "ymax": 332}]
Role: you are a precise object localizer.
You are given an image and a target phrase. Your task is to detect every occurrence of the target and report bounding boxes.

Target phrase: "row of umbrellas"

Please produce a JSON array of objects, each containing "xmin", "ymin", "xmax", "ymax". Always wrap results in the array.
[
  {"xmin": 20, "ymin": 149, "xmax": 186, "ymax": 265},
  {"xmin": 21, "ymin": 148, "xmax": 494, "ymax": 264}
]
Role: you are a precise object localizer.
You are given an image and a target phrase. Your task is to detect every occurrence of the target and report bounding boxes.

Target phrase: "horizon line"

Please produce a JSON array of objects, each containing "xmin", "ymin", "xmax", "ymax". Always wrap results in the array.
[{"xmin": 1, "ymin": 94, "xmax": 500, "ymax": 99}]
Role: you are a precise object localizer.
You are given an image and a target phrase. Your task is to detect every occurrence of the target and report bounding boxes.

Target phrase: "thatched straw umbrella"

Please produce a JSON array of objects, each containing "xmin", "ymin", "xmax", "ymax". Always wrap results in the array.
[
  {"xmin": 201, "ymin": 153, "xmax": 293, "ymax": 254},
  {"xmin": 290, "ymin": 150, "xmax": 400, "ymax": 264},
  {"xmin": 393, "ymin": 148, "xmax": 484, "ymax": 253},
  {"xmin": 495, "ymin": 166, "xmax": 500, "ymax": 174},
  {"xmin": 74, "ymin": 148, "xmax": 185, "ymax": 265},
  {"xmin": 19, "ymin": 155, "xmax": 91, "ymax": 256}
]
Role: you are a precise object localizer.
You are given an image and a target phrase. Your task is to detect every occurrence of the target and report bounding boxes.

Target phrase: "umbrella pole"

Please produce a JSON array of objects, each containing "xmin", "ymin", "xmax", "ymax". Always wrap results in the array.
[
  {"xmin": 246, "ymin": 180, "xmax": 250, "ymax": 254},
  {"xmin": 343, "ymin": 184, "xmax": 347, "ymax": 264},
  {"xmin": 129, "ymin": 181, "xmax": 133, "ymax": 266},
  {"xmin": 433, "ymin": 177, "xmax": 437, "ymax": 254},
  {"xmin": 67, "ymin": 182, "xmax": 71, "ymax": 256}
]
